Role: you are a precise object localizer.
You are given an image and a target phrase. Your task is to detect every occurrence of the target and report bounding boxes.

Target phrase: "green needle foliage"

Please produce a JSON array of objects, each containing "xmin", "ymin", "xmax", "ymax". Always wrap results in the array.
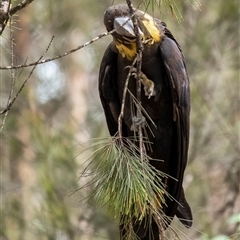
[
  {"xmin": 79, "ymin": 137, "xmax": 172, "ymax": 238},
  {"xmin": 142, "ymin": 0, "xmax": 201, "ymax": 22}
]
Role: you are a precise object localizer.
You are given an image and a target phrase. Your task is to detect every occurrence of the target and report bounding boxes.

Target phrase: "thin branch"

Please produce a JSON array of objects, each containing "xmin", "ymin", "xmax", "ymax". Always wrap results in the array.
[
  {"xmin": 0, "ymin": 0, "xmax": 11, "ymax": 35},
  {"xmin": 0, "ymin": 31, "xmax": 113, "ymax": 70},
  {"xmin": 126, "ymin": 0, "xmax": 145, "ymax": 159},
  {"xmin": 118, "ymin": 57, "xmax": 137, "ymax": 143},
  {"xmin": 0, "ymin": 17, "xmax": 15, "ymax": 131},
  {"xmin": 0, "ymin": 8, "xmax": 145, "ymax": 71},
  {"xmin": 9, "ymin": 0, "xmax": 34, "ymax": 16},
  {"xmin": 0, "ymin": 36, "xmax": 54, "ymax": 123},
  {"xmin": 0, "ymin": 0, "xmax": 34, "ymax": 36}
]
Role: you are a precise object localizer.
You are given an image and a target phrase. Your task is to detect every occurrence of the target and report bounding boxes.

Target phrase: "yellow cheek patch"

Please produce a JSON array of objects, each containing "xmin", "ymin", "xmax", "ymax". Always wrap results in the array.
[
  {"xmin": 116, "ymin": 42, "xmax": 137, "ymax": 60},
  {"xmin": 142, "ymin": 15, "xmax": 161, "ymax": 43},
  {"xmin": 114, "ymin": 13, "xmax": 161, "ymax": 59}
]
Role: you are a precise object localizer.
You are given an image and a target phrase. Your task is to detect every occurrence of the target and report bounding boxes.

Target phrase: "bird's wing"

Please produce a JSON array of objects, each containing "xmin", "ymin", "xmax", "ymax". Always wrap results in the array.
[
  {"xmin": 98, "ymin": 43, "xmax": 120, "ymax": 136},
  {"xmin": 159, "ymin": 32, "xmax": 192, "ymax": 227},
  {"xmin": 159, "ymin": 34, "xmax": 190, "ymax": 167}
]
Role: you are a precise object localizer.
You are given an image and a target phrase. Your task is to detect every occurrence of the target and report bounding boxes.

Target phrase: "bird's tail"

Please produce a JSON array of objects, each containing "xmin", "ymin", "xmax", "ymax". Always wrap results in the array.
[
  {"xmin": 120, "ymin": 189, "xmax": 192, "ymax": 239},
  {"xmin": 176, "ymin": 188, "xmax": 193, "ymax": 228}
]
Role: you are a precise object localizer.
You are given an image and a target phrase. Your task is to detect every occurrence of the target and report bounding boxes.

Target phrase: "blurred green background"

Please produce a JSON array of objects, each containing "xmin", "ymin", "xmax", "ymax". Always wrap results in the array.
[{"xmin": 1, "ymin": 0, "xmax": 239, "ymax": 239}]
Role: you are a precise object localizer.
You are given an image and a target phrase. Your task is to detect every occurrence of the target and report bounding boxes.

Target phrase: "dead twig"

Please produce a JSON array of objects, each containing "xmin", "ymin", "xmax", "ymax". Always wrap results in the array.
[
  {"xmin": 118, "ymin": 57, "xmax": 137, "ymax": 143},
  {"xmin": 1, "ymin": 17, "xmax": 15, "ymax": 131},
  {"xmin": 9, "ymin": 0, "xmax": 34, "ymax": 16},
  {"xmin": 0, "ymin": 0, "xmax": 34, "ymax": 35},
  {"xmin": 0, "ymin": 36, "xmax": 54, "ymax": 130},
  {"xmin": 0, "ymin": 0, "xmax": 11, "ymax": 35},
  {"xmin": 125, "ymin": 0, "xmax": 145, "ymax": 158},
  {"xmin": 0, "ymin": 31, "xmax": 113, "ymax": 70}
]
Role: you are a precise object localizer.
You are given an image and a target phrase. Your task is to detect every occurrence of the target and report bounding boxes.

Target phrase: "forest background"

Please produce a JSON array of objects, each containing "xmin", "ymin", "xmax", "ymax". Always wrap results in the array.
[{"xmin": 1, "ymin": 0, "xmax": 239, "ymax": 239}]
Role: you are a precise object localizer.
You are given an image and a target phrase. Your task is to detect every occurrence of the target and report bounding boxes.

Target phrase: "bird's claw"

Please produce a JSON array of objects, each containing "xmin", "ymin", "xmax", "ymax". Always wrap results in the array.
[
  {"xmin": 125, "ymin": 66, "xmax": 156, "ymax": 99},
  {"xmin": 143, "ymin": 38, "xmax": 154, "ymax": 45}
]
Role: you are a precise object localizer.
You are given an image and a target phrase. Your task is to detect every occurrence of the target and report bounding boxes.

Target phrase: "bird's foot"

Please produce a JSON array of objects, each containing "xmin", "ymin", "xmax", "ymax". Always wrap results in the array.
[
  {"xmin": 143, "ymin": 38, "xmax": 154, "ymax": 45},
  {"xmin": 131, "ymin": 116, "xmax": 146, "ymax": 132},
  {"xmin": 125, "ymin": 66, "xmax": 156, "ymax": 99}
]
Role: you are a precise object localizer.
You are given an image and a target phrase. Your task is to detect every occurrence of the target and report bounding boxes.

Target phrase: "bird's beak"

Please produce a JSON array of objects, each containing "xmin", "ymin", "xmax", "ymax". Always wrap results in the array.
[{"xmin": 114, "ymin": 17, "xmax": 143, "ymax": 38}]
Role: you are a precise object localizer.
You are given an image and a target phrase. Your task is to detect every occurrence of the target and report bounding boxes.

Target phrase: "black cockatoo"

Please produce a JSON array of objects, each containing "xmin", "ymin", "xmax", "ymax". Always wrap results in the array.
[{"xmin": 98, "ymin": 4, "xmax": 192, "ymax": 239}]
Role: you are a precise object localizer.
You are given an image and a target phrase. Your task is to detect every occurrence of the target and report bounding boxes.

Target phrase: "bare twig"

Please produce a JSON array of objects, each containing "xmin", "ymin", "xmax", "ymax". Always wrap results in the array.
[
  {"xmin": 9, "ymin": 0, "xmax": 34, "ymax": 16},
  {"xmin": 0, "ymin": 37, "xmax": 54, "ymax": 127},
  {"xmin": 126, "ymin": 0, "xmax": 145, "ymax": 159},
  {"xmin": 0, "ymin": 0, "xmax": 11, "ymax": 35},
  {"xmin": 118, "ymin": 57, "xmax": 137, "ymax": 143},
  {"xmin": 0, "ymin": 8, "xmax": 145, "ymax": 71},
  {"xmin": 0, "ymin": 31, "xmax": 113, "ymax": 70},
  {"xmin": 0, "ymin": 0, "xmax": 34, "ymax": 35},
  {"xmin": 1, "ymin": 18, "xmax": 15, "ymax": 131},
  {"xmin": 0, "ymin": 12, "xmax": 137, "ymax": 130}
]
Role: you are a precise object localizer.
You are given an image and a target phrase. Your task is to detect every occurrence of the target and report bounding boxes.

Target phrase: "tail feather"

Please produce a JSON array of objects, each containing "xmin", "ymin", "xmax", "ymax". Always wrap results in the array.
[{"xmin": 176, "ymin": 188, "xmax": 193, "ymax": 228}]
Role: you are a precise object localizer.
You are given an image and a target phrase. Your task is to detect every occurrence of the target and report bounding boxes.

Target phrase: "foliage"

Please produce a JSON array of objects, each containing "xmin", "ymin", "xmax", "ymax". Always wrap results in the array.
[
  {"xmin": 78, "ymin": 137, "xmax": 171, "ymax": 238},
  {"xmin": 0, "ymin": 0, "xmax": 239, "ymax": 239},
  {"xmin": 142, "ymin": 0, "xmax": 201, "ymax": 22}
]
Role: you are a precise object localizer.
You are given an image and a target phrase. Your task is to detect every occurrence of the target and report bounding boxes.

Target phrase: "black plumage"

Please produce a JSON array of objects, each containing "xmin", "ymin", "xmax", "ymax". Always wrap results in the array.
[{"xmin": 99, "ymin": 4, "xmax": 192, "ymax": 239}]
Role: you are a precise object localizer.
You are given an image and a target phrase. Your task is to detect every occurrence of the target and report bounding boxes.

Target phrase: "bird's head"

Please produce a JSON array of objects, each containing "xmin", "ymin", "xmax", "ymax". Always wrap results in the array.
[{"xmin": 104, "ymin": 4, "xmax": 162, "ymax": 60}]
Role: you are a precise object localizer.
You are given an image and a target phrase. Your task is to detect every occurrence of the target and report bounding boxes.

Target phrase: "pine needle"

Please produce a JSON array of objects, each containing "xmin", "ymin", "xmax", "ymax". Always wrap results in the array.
[
  {"xmin": 142, "ymin": 0, "xmax": 201, "ymax": 22},
  {"xmin": 78, "ymin": 137, "xmax": 173, "ymax": 239}
]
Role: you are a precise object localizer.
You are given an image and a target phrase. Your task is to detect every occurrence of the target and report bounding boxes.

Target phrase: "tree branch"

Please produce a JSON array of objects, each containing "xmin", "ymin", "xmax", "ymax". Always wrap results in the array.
[
  {"xmin": 126, "ymin": 0, "xmax": 145, "ymax": 159},
  {"xmin": 0, "ymin": 36, "xmax": 54, "ymax": 127},
  {"xmin": 0, "ymin": 0, "xmax": 35, "ymax": 35},
  {"xmin": 0, "ymin": 31, "xmax": 113, "ymax": 70},
  {"xmin": 118, "ymin": 57, "xmax": 137, "ymax": 143},
  {"xmin": 0, "ymin": 0, "xmax": 11, "ymax": 35},
  {"xmin": 9, "ymin": 0, "xmax": 34, "ymax": 16}
]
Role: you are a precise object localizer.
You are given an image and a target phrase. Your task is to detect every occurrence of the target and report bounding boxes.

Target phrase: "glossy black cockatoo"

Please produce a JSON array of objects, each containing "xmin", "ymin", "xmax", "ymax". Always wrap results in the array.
[{"xmin": 98, "ymin": 4, "xmax": 192, "ymax": 239}]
